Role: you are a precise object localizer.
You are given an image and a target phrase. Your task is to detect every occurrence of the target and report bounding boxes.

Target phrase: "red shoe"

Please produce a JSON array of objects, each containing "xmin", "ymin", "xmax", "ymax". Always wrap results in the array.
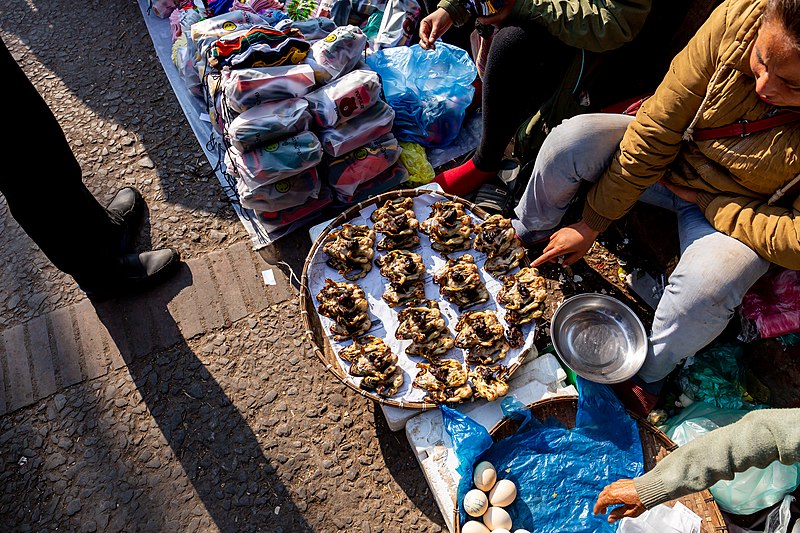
[{"xmin": 611, "ymin": 379, "xmax": 660, "ymax": 418}]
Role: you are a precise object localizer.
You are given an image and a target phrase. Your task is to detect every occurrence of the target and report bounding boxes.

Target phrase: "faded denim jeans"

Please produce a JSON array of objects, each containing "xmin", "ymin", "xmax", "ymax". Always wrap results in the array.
[{"xmin": 512, "ymin": 114, "xmax": 770, "ymax": 382}]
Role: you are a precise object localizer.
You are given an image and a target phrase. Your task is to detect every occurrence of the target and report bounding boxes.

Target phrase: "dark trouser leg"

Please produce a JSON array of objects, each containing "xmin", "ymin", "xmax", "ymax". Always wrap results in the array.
[
  {"xmin": 472, "ymin": 25, "xmax": 574, "ymax": 171},
  {"xmin": 0, "ymin": 38, "xmax": 124, "ymax": 286}
]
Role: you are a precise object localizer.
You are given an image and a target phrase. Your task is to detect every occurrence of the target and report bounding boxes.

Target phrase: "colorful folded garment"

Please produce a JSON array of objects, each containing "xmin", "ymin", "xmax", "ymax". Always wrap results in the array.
[
  {"xmin": 326, "ymin": 133, "xmax": 401, "ymax": 197},
  {"xmin": 305, "ymin": 69, "xmax": 381, "ymax": 128},
  {"xmin": 209, "ymin": 25, "xmax": 310, "ymax": 69},
  {"xmin": 318, "ymin": 100, "xmax": 394, "ymax": 156},
  {"xmin": 222, "ymin": 63, "xmax": 316, "ymax": 113},
  {"xmin": 224, "ymin": 131, "xmax": 323, "ymax": 188},
  {"xmin": 228, "ymin": 98, "xmax": 312, "ymax": 152}
]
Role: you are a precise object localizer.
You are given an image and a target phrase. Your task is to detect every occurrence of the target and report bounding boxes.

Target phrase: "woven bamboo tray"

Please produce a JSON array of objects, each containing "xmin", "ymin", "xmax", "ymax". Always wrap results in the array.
[
  {"xmin": 299, "ymin": 188, "xmax": 536, "ymax": 410},
  {"xmin": 453, "ymin": 396, "xmax": 728, "ymax": 532}
]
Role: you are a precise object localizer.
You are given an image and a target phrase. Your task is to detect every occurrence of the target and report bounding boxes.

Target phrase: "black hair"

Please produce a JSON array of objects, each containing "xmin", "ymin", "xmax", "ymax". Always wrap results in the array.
[{"xmin": 766, "ymin": 0, "xmax": 800, "ymax": 48}]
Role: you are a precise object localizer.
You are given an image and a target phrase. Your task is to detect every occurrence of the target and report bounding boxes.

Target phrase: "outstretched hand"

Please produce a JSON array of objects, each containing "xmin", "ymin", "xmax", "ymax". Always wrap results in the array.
[
  {"xmin": 419, "ymin": 8, "xmax": 453, "ymax": 50},
  {"xmin": 532, "ymin": 220, "xmax": 599, "ymax": 267},
  {"xmin": 594, "ymin": 479, "xmax": 646, "ymax": 522}
]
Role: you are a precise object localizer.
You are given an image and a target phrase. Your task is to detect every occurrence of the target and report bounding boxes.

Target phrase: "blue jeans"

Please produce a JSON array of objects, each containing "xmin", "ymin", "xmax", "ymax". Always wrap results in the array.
[{"xmin": 513, "ymin": 114, "xmax": 770, "ymax": 382}]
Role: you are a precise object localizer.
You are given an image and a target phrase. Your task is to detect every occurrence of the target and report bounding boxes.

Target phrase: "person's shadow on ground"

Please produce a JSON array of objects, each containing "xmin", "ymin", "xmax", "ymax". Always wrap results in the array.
[{"xmin": 92, "ymin": 263, "xmax": 312, "ymax": 532}]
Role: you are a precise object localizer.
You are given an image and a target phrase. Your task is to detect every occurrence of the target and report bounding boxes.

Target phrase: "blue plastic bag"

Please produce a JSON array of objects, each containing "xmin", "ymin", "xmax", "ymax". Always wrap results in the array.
[
  {"xmin": 444, "ymin": 378, "xmax": 644, "ymax": 532},
  {"xmin": 365, "ymin": 43, "xmax": 476, "ymax": 148}
]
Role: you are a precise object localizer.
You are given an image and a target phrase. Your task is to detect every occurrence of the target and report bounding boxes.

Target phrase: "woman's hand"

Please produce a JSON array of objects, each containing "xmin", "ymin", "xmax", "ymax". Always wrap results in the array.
[
  {"xmin": 532, "ymin": 220, "xmax": 599, "ymax": 267},
  {"xmin": 477, "ymin": 0, "xmax": 516, "ymax": 27},
  {"xmin": 660, "ymin": 179, "xmax": 698, "ymax": 204},
  {"xmin": 594, "ymin": 479, "xmax": 646, "ymax": 522},
  {"xmin": 419, "ymin": 8, "xmax": 453, "ymax": 50}
]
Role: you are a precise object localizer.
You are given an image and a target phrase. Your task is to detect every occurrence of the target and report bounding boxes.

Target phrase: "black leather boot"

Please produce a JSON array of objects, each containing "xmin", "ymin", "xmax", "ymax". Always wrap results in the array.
[
  {"xmin": 106, "ymin": 187, "xmax": 144, "ymax": 254},
  {"xmin": 82, "ymin": 248, "xmax": 180, "ymax": 300}
]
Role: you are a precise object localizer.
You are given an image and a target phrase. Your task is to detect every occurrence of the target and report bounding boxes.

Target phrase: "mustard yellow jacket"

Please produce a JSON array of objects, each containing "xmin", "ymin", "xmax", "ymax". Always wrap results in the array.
[{"xmin": 583, "ymin": 0, "xmax": 800, "ymax": 270}]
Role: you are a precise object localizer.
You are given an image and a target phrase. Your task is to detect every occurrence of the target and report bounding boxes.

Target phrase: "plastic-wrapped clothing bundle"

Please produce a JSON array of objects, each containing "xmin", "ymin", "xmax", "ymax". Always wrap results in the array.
[
  {"xmin": 371, "ymin": 0, "xmax": 420, "ymax": 51},
  {"xmin": 275, "ymin": 17, "xmax": 337, "ymax": 41},
  {"xmin": 227, "ymin": 98, "xmax": 312, "ymax": 152},
  {"xmin": 326, "ymin": 133, "xmax": 401, "ymax": 197},
  {"xmin": 222, "ymin": 63, "xmax": 316, "ymax": 113},
  {"xmin": 258, "ymin": 186, "xmax": 333, "ymax": 228},
  {"xmin": 339, "ymin": 163, "xmax": 409, "ymax": 203},
  {"xmin": 224, "ymin": 130, "xmax": 323, "ymax": 188},
  {"xmin": 172, "ymin": 35, "xmax": 204, "ymax": 97},
  {"xmin": 209, "ymin": 25, "xmax": 310, "ymax": 69},
  {"xmin": 231, "ymin": 0, "xmax": 285, "ymax": 13},
  {"xmin": 318, "ymin": 100, "xmax": 395, "ymax": 156},
  {"xmin": 305, "ymin": 69, "xmax": 382, "ymax": 128},
  {"xmin": 237, "ymin": 167, "xmax": 321, "ymax": 211},
  {"xmin": 307, "ymin": 25, "xmax": 368, "ymax": 84}
]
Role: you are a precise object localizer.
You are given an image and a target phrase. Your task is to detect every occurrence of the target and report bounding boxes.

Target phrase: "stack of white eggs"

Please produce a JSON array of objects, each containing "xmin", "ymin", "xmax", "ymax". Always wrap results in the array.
[{"xmin": 461, "ymin": 461, "xmax": 529, "ymax": 533}]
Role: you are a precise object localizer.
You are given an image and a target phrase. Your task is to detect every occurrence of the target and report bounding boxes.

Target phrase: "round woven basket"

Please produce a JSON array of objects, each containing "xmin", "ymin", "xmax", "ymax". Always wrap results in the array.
[
  {"xmin": 299, "ymin": 188, "xmax": 536, "ymax": 410},
  {"xmin": 453, "ymin": 396, "xmax": 729, "ymax": 533}
]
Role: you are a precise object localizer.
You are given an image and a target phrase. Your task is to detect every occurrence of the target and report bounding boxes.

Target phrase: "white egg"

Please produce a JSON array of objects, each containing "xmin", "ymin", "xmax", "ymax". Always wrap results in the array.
[
  {"xmin": 462, "ymin": 520, "xmax": 491, "ymax": 533},
  {"xmin": 488, "ymin": 479, "xmax": 517, "ymax": 507},
  {"xmin": 483, "ymin": 506, "xmax": 512, "ymax": 531},
  {"xmin": 473, "ymin": 461, "xmax": 497, "ymax": 491},
  {"xmin": 513, "ymin": 530, "xmax": 532, "ymax": 533},
  {"xmin": 463, "ymin": 489, "xmax": 489, "ymax": 517}
]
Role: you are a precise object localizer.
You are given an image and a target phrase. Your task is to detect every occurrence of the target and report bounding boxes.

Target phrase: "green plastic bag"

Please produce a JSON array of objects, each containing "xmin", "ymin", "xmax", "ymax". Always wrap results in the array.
[
  {"xmin": 398, "ymin": 141, "xmax": 434, "ymax": 185},
  {"xmin": 678, "ymin": 342, "xmax": 758, "ymax": 410}
]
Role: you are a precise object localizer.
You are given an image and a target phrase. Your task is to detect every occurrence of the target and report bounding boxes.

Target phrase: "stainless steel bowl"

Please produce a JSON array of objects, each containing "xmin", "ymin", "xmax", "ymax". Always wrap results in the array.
[{"xmin": 550, "ymin": 293, "xmax": 647, "ymax": 384}]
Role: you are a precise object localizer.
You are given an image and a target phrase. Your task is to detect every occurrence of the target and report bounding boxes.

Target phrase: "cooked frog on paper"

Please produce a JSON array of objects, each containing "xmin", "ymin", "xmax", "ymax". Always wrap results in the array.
[
  {"xmin": 323, "ymin": 223, "xmax": 376, "ymax": 280},
  {"xmin": 375, "ymin": 250, "xmax": 426, "ymax": 307},
  {"xmin": 433, "ymin": 254, "xmax": 489, "ymax": 309},
  {"xmin": 370, "ymin": 197, "xmax": 420, "ymax": 250},
  {"xmin": 473, "ymin": 214, "xmax": 526, "ymax": 275},
  {"xmin": 338, "ymin": 336, "xmax": 404, "ymax": 397},
  {"xmin": 454, "ymin": 310, "xmax": 510, "ymax": 365},
  {"xmin": 419, "ymin": 201, "xmax": 473, "ymax": 253},
  {"xmin": 412, "ymin": 359, "xmax": 473, "ymax": 404},
  {"xmin": 316, "ymin": 279, "xmax": 372, "ymax": 341},
  {"xmin": 496, "ymin": 267, "xmax": 548, "ymax": 326},
  {"xmin": 395, "ymin": 300, "xmax": 455, "ymax": 359}
]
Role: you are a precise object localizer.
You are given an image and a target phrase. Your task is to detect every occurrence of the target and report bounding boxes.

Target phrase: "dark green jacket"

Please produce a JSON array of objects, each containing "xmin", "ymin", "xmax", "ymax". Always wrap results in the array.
[{"xmin": 436, "ymin": 0, "xmax": 651, "ymax": 52}]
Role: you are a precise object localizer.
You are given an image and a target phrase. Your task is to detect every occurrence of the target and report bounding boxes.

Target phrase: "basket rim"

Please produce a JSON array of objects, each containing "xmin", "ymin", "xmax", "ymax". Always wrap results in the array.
[{"xmin": 299, "ymin": 187, "xmax": 535, "ymax": 410}]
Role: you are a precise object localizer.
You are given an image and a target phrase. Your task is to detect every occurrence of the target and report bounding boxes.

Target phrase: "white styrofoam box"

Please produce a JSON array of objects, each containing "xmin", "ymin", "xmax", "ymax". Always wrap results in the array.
[{"xmin": 405, "ymin": 354, "xmax": 578, "ymax": 533}]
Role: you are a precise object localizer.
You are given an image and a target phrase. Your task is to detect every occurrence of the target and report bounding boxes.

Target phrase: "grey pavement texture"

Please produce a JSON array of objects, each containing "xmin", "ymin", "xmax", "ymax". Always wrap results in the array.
[{"xmin": 0, "ymin": 1, "xmax": 444, "ymax": 531}]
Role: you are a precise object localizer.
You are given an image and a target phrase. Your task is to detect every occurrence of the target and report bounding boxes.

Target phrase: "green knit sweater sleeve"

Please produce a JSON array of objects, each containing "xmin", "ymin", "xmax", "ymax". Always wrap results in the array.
[{"xmin": 633, "ymin": 409, "xmax": 800, "ymax": 509}]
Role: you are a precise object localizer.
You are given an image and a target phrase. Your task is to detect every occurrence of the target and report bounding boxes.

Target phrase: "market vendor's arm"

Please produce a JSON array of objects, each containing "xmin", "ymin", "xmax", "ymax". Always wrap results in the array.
[
  {"xmin": 507, "ymin": 0, "xmax": 651, "ymax": 52},
  {"xmin": 694, "ymin": 192, "xmax": 800, "ymax": 270},
  {"xmin": 435, "ymin": 0, "xmax": 471, "ymax": 28},
  {"xmin": 580, "ymin": 1, "xmax": 730, "ymax": 233},
  {"xmin": 595, "ymin": 409, "xmax": 800, "ymax": 520}
]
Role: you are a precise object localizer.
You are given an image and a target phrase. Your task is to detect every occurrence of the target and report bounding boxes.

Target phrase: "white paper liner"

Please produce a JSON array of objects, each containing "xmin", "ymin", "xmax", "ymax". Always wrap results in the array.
[{"xmin": 307, "ymin": 192, "xmax": 536, "ymax": 404}]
